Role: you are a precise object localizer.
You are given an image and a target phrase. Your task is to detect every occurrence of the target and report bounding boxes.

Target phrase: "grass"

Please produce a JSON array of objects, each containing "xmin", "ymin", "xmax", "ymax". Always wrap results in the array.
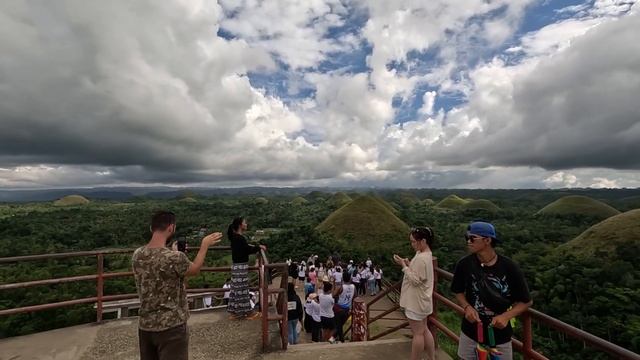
[
  {"xmin": 329, "ymin": 192, "xmax": 352, "ymax": 206},
  {"xmin": 290, "ymin": 196, "xmax": 309, "ymax": 205},
  {"xmin": 462, "ymin": 199, "xmax": 501, "ymax": 213},
  {"xmin": 53, "ymin": 195, "xmax": 90, "ymax": 206},
  {"xmin": 560, "ymin": 209, "xmax": 640, "ymax": 258},
  {"xmin": 316, "ymin": 195, "xmax": 409, "ymax": 248},
  {"xmin": 436, "ymin": 195, "xmax": 469, "ymax": 210},
  {"xmin": 537, "ymin": 195, "xmax": 620, "ymax": 219}
]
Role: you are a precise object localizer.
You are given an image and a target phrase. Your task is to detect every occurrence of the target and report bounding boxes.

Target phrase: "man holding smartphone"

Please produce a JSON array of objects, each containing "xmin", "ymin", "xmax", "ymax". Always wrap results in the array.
[{"xmin": 132, "ymin": 210, "xmax": 223, "ymax": 360}]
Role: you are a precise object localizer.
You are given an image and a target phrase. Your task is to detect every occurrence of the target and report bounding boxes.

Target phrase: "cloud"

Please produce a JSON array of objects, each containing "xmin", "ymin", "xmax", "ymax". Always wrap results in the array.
[
  {"xmin": 543, "ymin": 171, "xmax": 580, "ymax": 188},
  {"xmin": 1, "ymin": 1, "xmax": 639, "ymax": 189},
  {"xmin": 427, "ymin": 11, "xmax": 640, "ymax": 170}
]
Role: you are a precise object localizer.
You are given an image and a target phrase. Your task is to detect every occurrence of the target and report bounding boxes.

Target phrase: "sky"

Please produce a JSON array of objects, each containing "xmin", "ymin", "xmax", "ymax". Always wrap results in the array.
[{"xmin": 0, "ymin": 0, "xmax": 639, "ymax": 189}]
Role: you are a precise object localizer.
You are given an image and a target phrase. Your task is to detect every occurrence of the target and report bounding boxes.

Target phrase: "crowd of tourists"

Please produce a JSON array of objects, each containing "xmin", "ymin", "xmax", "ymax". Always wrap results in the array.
[
  {"xmin": 132, "ymin": 210, "xmax": 531, "ymax": 360},
  {"xmin": 284, "ymin": 255, "xmax": 384, "ymax": 345}
]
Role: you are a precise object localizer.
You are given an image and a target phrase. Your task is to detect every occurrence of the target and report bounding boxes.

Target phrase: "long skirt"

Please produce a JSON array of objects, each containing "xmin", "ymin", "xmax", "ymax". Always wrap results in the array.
[{"xmin": 228, "ymin": 262, "xmax": 253, "ymax": 315}]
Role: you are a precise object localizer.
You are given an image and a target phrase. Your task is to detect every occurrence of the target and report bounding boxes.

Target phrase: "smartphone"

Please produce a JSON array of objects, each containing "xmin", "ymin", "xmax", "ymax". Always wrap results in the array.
[{"xmin": 177, "ymin": 237, "xmax": 187, "ymax": 253}]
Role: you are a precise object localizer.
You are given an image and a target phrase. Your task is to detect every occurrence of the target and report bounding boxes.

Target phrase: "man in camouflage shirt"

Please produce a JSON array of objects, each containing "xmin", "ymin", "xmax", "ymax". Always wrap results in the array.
[{"xmin": 133, "ymin": 210, "xmax": 222, "ymax": 360}]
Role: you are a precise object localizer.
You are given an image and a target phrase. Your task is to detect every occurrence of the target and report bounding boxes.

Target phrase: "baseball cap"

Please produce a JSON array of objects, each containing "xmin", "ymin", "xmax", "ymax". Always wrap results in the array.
[{"xmin": 467, "ymin": 221, "xmax": 500, "ymax": 243}]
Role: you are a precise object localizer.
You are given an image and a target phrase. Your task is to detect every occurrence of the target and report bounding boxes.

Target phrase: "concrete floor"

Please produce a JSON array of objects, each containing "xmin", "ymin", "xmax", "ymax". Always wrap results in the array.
[
  {"xmin": 0, "ymin": 311, "xmax": 262, "ymax": 360},
  {"xmin": 265, "ymin": 338, "xmax": 453, "ymax": 360}
]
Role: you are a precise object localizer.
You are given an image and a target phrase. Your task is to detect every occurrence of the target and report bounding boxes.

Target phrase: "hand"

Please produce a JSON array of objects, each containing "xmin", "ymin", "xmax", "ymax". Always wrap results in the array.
[
  {"xmin": 491, "ymin": 314, "xmax": 510, "ymax": 329},
  {"xmin": 393, "ymin": 254, "xmax": 404, "ymax": 266},
  {"xmin": 259, "ymin": 244, "xmax": 267, "ymax": 252},
  {"xmin": 402, "ymin": 258, "xmax": 410, "ymax": 267},
  {"xmin": 202, "ymin": 232, "xmax": 223, "ymax": 247},
  {"xmin": 464, "ymin": 305, "xmax": 481, "ymax": 323}
]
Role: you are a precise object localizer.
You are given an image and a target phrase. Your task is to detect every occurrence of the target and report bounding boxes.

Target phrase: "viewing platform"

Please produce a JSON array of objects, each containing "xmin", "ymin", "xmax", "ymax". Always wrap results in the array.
[{"xmin": 1, "ymin": 247, "xmax": 640, "ymax": 360}]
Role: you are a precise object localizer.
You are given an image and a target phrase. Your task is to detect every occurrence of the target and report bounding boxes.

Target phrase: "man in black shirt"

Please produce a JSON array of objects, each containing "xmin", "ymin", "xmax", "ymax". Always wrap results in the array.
[{"xmin": 451, "ymin": 221, "xmax": 532, "ymax": 360}]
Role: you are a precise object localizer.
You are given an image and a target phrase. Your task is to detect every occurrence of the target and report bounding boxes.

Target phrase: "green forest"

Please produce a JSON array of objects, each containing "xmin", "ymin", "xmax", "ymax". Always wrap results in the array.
[{"xmin": 1, "ymin": 188, "xmax": 639, "ymax": 359}]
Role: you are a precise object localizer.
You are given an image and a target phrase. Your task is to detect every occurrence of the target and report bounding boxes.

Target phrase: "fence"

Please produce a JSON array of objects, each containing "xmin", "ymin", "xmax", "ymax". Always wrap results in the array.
[
  {"xmin": 0, "ymin": 247, "xmax": 289, "ymax": 351},
  {"xmin": 360, "ymin": 258, "xmax": 640, "ymax": 360}
]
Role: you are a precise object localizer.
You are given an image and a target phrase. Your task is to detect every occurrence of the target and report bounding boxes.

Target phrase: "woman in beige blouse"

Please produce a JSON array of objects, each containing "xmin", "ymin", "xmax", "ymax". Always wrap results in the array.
[{"xmin": 394, "ymin": 226, "xmax": 435, "ymax": 360}]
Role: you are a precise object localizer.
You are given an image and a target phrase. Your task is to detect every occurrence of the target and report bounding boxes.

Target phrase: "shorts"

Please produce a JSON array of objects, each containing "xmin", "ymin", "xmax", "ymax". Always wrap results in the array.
[
  {"xmin": 457, "ymin": 331, "xmax": 513, "ymax": 360},
  {"xmin": 139, "ymin": 323, "xmax": 188, "ymax": 360},
  {"xmin": 404, "ymin": 309, "xmax": 429, "ymax": 321},
  {"xmin": 298, "ymin": 276, "xmax": 305, "ymax": 281},
  {"xmin": 320, "ymin": 316, "xmax": 335, "ymax": 330}
]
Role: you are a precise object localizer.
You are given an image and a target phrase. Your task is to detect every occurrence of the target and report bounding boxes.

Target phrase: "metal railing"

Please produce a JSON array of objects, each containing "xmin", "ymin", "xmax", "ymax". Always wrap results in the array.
[
  {"xmin": 0, "ymin": 246, "xmax": 289, "ymax": 351},
  {"xmin": 360, "ymin": 258, "xmax": 640, "ymax": 360}
]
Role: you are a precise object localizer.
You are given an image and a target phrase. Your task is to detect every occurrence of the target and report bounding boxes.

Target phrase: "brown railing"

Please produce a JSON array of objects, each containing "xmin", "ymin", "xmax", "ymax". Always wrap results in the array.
[
  {"xmin": 0, "ymin": 246, "xmax": 289, "ymax": 351},
  {"xmin": 360, "ymin": 258, "xmax": 640, "ymax": 360}
]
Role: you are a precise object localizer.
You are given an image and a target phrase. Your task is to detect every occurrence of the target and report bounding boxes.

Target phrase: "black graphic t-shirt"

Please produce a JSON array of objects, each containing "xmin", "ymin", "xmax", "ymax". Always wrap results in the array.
[{"xmin": 451, "ymin": 254, "xmax": 531, "ymax": 345}]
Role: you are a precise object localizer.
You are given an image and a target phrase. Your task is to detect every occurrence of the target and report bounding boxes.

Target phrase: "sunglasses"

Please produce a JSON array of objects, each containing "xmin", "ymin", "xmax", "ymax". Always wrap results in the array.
[{"xmin": 465, "ymin": 234, "xmax": 484, "ymax": 242}]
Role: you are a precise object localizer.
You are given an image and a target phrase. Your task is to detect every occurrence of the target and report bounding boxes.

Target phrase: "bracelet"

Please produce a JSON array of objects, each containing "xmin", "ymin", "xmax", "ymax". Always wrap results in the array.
[{"xmin": 463, "ymin": 305, "xmax": 471, "ymax": 311}]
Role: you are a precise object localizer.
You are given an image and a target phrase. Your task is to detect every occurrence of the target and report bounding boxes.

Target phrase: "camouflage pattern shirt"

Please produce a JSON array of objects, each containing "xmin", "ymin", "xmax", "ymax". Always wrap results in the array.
[{"xmin": 132, "ymin": 246, "xmax": 192, "ymax": 331}]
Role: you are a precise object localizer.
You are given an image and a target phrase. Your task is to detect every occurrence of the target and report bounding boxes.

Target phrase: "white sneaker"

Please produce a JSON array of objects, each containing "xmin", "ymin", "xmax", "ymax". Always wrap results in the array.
[{"xmin": 329, "ymin": 337, "xmax": 336, "ymax": 344}]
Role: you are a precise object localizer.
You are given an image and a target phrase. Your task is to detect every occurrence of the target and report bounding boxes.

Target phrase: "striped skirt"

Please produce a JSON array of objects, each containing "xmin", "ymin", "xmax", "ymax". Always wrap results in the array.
[{"xmin": 228, "ymin": 262, "xmax": 253, "ymax": 315}]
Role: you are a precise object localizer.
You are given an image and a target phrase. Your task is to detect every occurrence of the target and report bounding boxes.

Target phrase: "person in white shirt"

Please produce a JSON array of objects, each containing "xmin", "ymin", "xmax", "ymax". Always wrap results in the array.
[
  {"xmin": 333, "ymin": 273, "xmax": 356, "ymax": 343},
  {"xmin": 373, "ymin": 267, "xmax": 382, "ymax": 295},
  {"xmin": 352, "ymin": 271, "xmax": 361, "ymax": 296},
  {"xmin": 222, "ymin": 278, "xmax": 231, "ymax": 305},
  {"xmin": 318, "ymin": 282, "xmax": 336, "ymax": 342},
  {"xmin": 305, "ymin": 293, "xmax": 322, "ymax": 342},
  {"xmin": 333, "ymin": 267, "xmax": 343, "ymax": 285},
  {"xmin": 298, "ymin": 261, "xmax": 307, "ymax": 288},
  {"xmin": 366, "ymin": 257, "xmax": 372, "ymax": 268},
  {"xmin": 394, "ymin": 226, "xmax": 435, "ymax": 360}
]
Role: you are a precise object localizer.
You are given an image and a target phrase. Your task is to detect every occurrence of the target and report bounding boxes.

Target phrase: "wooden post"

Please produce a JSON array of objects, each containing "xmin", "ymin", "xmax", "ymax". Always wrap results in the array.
[
  {"xmin": 259, "ymin": 256, "xmax": 269, "ymax": 351},
  {"xmin": 96, "ymin": 253, "xmax": 104, "ymax": 323},
  {"xmin": 351, "ymin": 297, "xmax": 367, "ymax": 341},
  {"xmin": 523, "ymin": 311, "xmax": 533, "ymax": 360},
  {"xmin": 430, "ymin": 257, "xmax": 439, "ymax": 349}
]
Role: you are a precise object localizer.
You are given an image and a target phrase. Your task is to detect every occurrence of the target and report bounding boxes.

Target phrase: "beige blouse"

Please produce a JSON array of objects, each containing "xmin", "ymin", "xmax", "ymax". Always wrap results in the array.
[{"xmin": 399, "ymin": 250, "xmax": 434, "ymax": 316}]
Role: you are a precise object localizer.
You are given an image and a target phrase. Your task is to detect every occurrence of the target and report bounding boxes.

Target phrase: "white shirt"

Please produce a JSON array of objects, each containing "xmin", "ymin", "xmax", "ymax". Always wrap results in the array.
[
  {"xmin": 333, "ymin": 271, "xmax": 343, "ymax": 283},
  {"xmin": 374, "ymin": 269, "xmax": 381, "ymax": 280},
  {"xmin": 298, "ymin": 265, "xmax": 306, "ymax": 278},
  {"xmin": 319, "ymin": 293, "xmax": 334, "ymax": 318},
  {"xmin": 308, "ymin": 300, "xmax": 321, "ymax": 322},
  {"xmin": 353, "ymin": 273, "xmax": 360, "ymax": 282},
  {"xmin": 337, "ymin": 284, "xmax": 356, "ymax": 309},
  {"xmin": 223, "ymin": 283, "xmax": 231, "ymax": 299}
]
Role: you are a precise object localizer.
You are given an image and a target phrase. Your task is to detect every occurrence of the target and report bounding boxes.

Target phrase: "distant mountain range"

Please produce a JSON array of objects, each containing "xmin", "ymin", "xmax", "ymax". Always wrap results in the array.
[
  {"xmin": 1, "ymin": 186, "xmax": 640, "ymax": 205},
  {"xmin": 0, "ymin": 186, "xmax": 334, "ymax": 202}
]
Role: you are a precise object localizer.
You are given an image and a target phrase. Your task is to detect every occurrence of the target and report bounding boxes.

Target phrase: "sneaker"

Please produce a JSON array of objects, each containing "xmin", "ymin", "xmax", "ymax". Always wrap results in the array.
[{"xmin": 329, "ymin": 337, "xmax": 336, "ymax": 344}]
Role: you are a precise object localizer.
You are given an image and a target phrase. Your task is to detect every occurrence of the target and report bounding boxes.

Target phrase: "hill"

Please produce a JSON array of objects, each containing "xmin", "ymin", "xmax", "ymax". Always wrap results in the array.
[
  {"xmin": 463, "ymin": 199, "xmax": 500, "ymax": 213},
  {"xmin": 560, "ymin": 209, "xmax": 640, "ymax": 258},
  {"xmin": 537, "ymin": 195, "xmax": 620, "ymax": 219},
  {"xmin": 421, "ymin": 198, "xmax": 435, "ymax": 206},
  {"xmin": 435, "ymin": 195, "xmax": 468, "ymax": 209},
  {"xmin": 316, "ymin": 195, "xmax": 409, "ymax": 249},
  {"xmin": 179, "ymin": 197, "xmax": 198, "ymax": 203},
  {"xmin": 329, "ymin": 192, "xmax": 352, "ymax": 207},
  {"xmin": 290, "ymin": 196, "xmax": 309, "ymax": 206},
  {"xmin": 53, "ymin": 195, "xmax": 90, "ymax": 206},
  {"xmin": 254, "ymin": 197, "xmax": 269, "ymax": 205}
]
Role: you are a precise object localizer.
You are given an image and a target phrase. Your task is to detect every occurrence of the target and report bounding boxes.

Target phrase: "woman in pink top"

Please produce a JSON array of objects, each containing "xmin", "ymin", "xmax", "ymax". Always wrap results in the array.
[
  {"xmin": 394, "ymin": 226, "xmax": 435, "ymax": 360},
  {"xmin": 309, "ymin": 266, "xmax": 317, "ymax": 286}
]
